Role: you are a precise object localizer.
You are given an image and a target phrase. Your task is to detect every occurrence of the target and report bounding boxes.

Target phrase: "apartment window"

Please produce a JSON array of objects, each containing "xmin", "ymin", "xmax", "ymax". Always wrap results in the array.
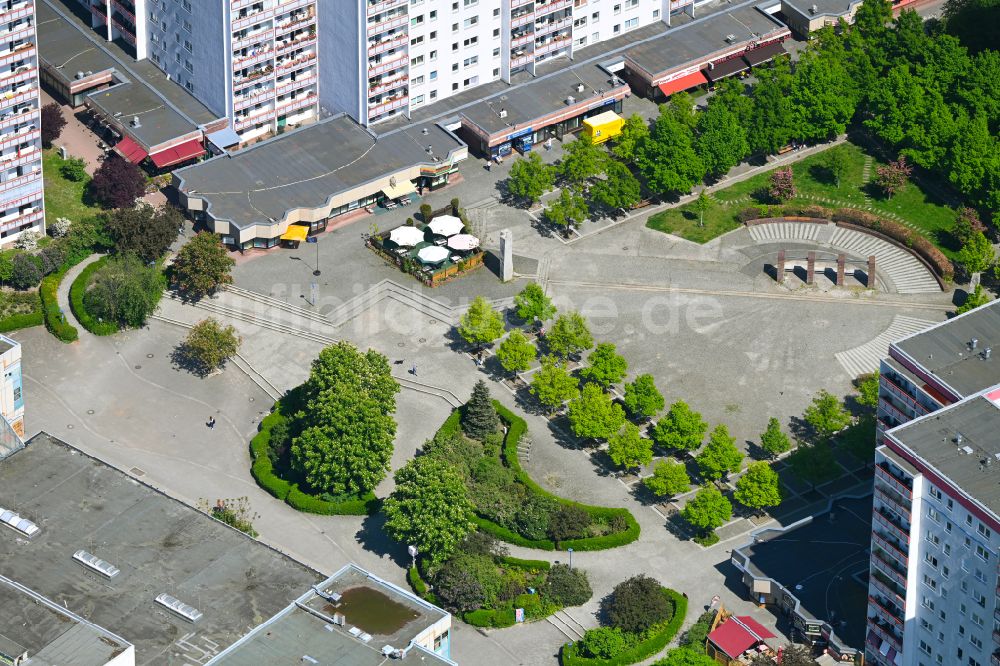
[
  {"xmin": 184, "ymin": 59, "xmax": 193, "ymax": 73},
  {"xmin": 429, "ymin": 70, "xmax": 437, "ymax": 80},
  {"xmin": 463, "ymin": 36, "xmax": 478, "ymax": 47},
  {"xmin": 613, "ymin": 23, "xmax": 620, "ymax": 33},
  {"xmin": 613, "ymin": 3, "xmax": 621, "ymax": 13},
  {"xmin": 945, "ymin": 543, "xmax": 952, "ymax": 555},
  {"xmin": 430, "ymin": 31, "xmax": 437, "ymax": 39},
  {"xmin": 411, "ymin": 35, "xmax": 424, "ymax": 46},
  {"xmin": 451, "ymin": 1, "xmax": 458, "ymax": 9},
  {"xmin": 624, "ymin": 17, "xmax": 638, "ymax": 28},
  {"xmin": 939, "ymin": 610, "xmax": 947, "ymax": 621},
  {"xmin": 977, "ymin": 523, "xmax": 992, "ymax": 539},
  {"xmin": 429, "ymin": 10, "xmax": 437, "ymax": 19},
  {"xmin": 451, "ymin": 63, "xmax": 458, "ymax": 71},
  {"xmin": 184, "ymin": 40, "xmax": 193, "ymax": 52},
  {"xmin": 150, "ymin": 52, "xmax": 160, "ymax": 64},
  {"xmin": 930, "ymin": 486, "xmax": 942, "ymax": 501},
  {"xmin": 174, "ymin": 53, "xmax": 181, "ymax": 63},
  {"xmin": 411, "ymin": 55, "xmax": 424, "ymax": 66},
  {"xmin": 975, "ymin": 568, "xmax": 987, "ymax": 583},
  {"xmin": 185, "ymin": 80, "xmax": 193, "ymax": 91},
  {"xmin": 429, "ymin": 90, "xmax": 437, "ymax": 99},
  {"xmin": 625, "ymin": 0, "xmax": 638, "ymax": 7},
  {"xmin": 973, "ymin": 590, "xmax": 987, "ymax": 608},
  {"xmin": 492, "ymin": 28, "xmax": 500, "ymax": 37},
  {"xmin": 492, "ymin": 47, "xmax": 500, "ymax": 57},
  {"xmin": 918, "ymin": 640, "xmax": 932, "ymax": 656},
  {"xmin": 920, "ymin": 618, "xmax": 934, "ymax": 632},
  {"xmin": 463, "ymin": 56, "xmax": 478, "ymax": 67},
  {"xmin": 412, "ymin": 94, "xmax": 425, "ymax": 105},
  {"xmin": 411, "ymin": 0, "xmax": 424, "ymax": 5},
  {"xmin": 928, "ymin": 507, "xmax": 942, "ymax": 523},
  {"xmin": 966, "ymin": 515, "xmax": 974, "ymax": 527},
  {"xmin": 429, "ymin": 50, "xmax": 437, "ymax": 60},
  {"xmin": 452, "ymin": 82, "xmax": 458, "ymax": 90},
  {"xmin": 923, "ymin": 574, "xmax": 938, "ymax": 591},
  {"xmin": 926, "ymin": 530, "xmax": 940, "ymax": 545},
  {"xmin": 971, "ymin": 635, "xmax": 983, "ymax": 650},
  {"xmin": 181, "ymin": 0, "xmax": 190, "ymax": 9},
  {"xmin": 463, "ymin": 76, "xmax": 478, "ymax": 87},
  {"xmin": 961, "ymin": 602, "xmax": 968, "ymax": 615},
  {"xmin": 923, "ymin": 596, "xmax": 935, "ymax": 611},
  {"xmin": 463, "ymin": 16, "xmax": 478, "ymax": 28},
  {"xmin": 972, "ymin": 613, "xmax": 984, "ymax": 627},
  {"xmin": 575, "ymin": 36, "xmax": 587, "ymax": 46},
  {"xmin": 411, "ymin": 15, "xmax": 424, "ymax": 26},
  {"xmin": 592, "ymin": 11, "xmax": 599, "ymax": 19},
  {"xmin": 411, "ymin": 75, "xmax": 424, "ymax": 85},
  {"xmin": 653, "ymin": 8, "xmax": 659, "ymax": 17},
  {"xmin": 149, "ymin": 12, "xmax": 158, "ymax": 23},
  {"xmin": 183, "ymin": 20, "xmax": 191, "ymax": 32},
  {"xmin": 942, "ymin": 565, "xmax": 950, "ymax": 579},
  {"xmin": 493, "ymin": 7, "xmax": 499, "ymax": 16},
  {"xmin": 925, "ymin": 553, "xmax": 939, "ymax": 568},
  {"xmin": 492, "ymin": 68, "xmax": 499, "ymax": 77},
  {"xmin": 452, "ymin": 41, "xmax": 458, "ymax": 52},
  {"xmin": 452, "ymin": 23, "xmax": 458, "ymax": 31},
  {"xmin": 464, "ymin": 0, "xmax": 478, "ymax": 6}
]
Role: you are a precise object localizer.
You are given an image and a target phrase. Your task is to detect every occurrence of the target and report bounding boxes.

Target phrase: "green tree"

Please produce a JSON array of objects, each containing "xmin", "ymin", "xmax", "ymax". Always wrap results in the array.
[
  {"xmin": 602, "ymin": 574, "xmax": 672, "ymax": 634},
  {"xmin": 458, "ymin": 295, "xmax": 505, "ymax": 348},
  {"xmin": 643, "ymin": 459, "xmax": 690, "ymax": 498},
  {"xmin": 943, "ymin": 0, "xmax": 1000, "ymax": 54},
  {"xmin": 383, "ymin": 456, "xmax": 475, "ymax": 563},
  {"xmin": 559, "ymin": 135, "xmax": 607, "ymax": 185},
  {"xmin": 567, "ymin": 383, "xmax": 626, "ymax": 441},
  {"xmin": 495, "ymin": 329, "xmax": 536, "ymax": 375},
  {"xmin": 544, "ymin": 187, "xmax": 589, "ymax": 231},
  {"xmin": 530, "ymin": 356, "xmax": 580, "ymax": 412},
  {"xmin": 591, "ymin": 160, "xmax": 641, "ymax": 213},
  {"xmin": 734, "ymin": 461, "xmax": 783, "ymax": 512},
  {"xmin": 548, "ymin": 504, "xmax": 591, "ymax": 542},
  {"xmin": 607, "ymin": 423, "xmax": 653, "ymax": 471},
  {"xmin": 957, "ymin": 231, "xmax": 995, "ymax": 280},
  {"xmin": 651, "ymin": 400, "xmax": 708, "ymax": 452},
  {"xmin": 855, "ymin": 372, "xmax": 880, "ymax": 410},
  {"xmin": 9, "ymin": 253, "xmax": 41, "ymax": 290},
  {"xmin": 789, "ymin": 441, "xmax": 838, "ymax": 488},
  {"xmin": 695, "ymin": 101, "xmax": 749, "ymax": 179},
  {"xmin": 580, "ymin": 342, "xmax": 628, "ymax": 388},
  {"xmin": 825, "ymin": 145, "xmax": 851, "ymax": 187},
  {"xmin": 790, "ymin": 48, "xmax": 858, "ymax": 143},
  {"xmin": 759, "ymin": 417, "xmax": 791, "ymax": 459},
  {"xmin": 180, "ymin": 318, "xmax": 241, "ymax": 375},
  {"xmin": 463, "ymin": 380, "xmax": 500, "ymax": 441},
  {"xmin": 580, "ymin": 627, "xmax": 630, "ymax": 659},
  {"xmin": 83, "ymin": 255, "xmax": 164, "ymax": 328},
  {"xmin": 654, "ymin": 648, "xmax": 718, "ymax": 666},
  {"xmin": 692, "ymin": 191, "xmax": 711, "ymax": 228},
  {"xmin": 957, "ymin": 283, "xmax": 992, "ymax": 314},
  {"xmin": 635, "ymin": 106, "xmax": 705, "ymax": 195},
  {"xmin": 747, "ymin": 57, "xmax": 795, "ymax": 156},
  {"xmin": 102, "ymin": 203, "xmax": 182, "ymax": 263},
  {"xmin": 696, "ymin": 424, "xmax": 744, "ymax": 481},
  {"xmin": 292, "ymin": 388, "xmax": 396, "ymax": 496},
  {"xmin": 547, "ymin": 311, "xmax": 593, "ymax": 358},
  {"xmin": 514, "ymin": 281, "xmax": 556, "ymax": 322},
  {"xmin": 803, "ymin": 390, "xmax": 852, "ymax": 440},
  {"xmin": 304, "ymin": 342, "xmax": 398, "ymax": 406},
  {"xmin": 170, "ymin": 232, "xmax": 234, "ymax": 298},
  {"xmin": 623, "ymin": 374, "xmax": 665, "ymax": 421},
  {"xmin": 682, "ymin": 486, "xmax": 732, "ymax": 534},
  {"xmin": 545, "ymin": 564, "xmax": 593, "ymax": 607},
  {"xmin": 611, "ymin": 113, "xmax": 649, "ymax": 162},
  {"xmin": 507, "ymin": 152, "xmax": 555, "ymax": 203}
]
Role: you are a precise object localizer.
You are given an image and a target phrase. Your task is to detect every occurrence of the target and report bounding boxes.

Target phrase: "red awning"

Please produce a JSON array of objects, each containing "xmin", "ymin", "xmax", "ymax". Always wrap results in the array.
[
  {"xmin": 114, "ymin": 136, "xmax": 148, "ymax": 164},
  {"xmin": 149, "ymin": 138, "xmax": 207, "ymax": 169},
  {"xmin": 708, "ymin": 616, "xmax": 776, "ymax": 659},
  {"xmin": 657, "ymin": 70, "xmax": 708, "ymax": 97}
]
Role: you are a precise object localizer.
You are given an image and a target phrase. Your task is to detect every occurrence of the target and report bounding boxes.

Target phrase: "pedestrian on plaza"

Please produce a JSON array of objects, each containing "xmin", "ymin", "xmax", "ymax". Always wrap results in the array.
[
  {"xmin": 410, "ymin": 364, "xmax": 417, "ymax": 376},
  {"xmin": 207, "ymin": 416, "xmax": 216, "ymax": 429}
]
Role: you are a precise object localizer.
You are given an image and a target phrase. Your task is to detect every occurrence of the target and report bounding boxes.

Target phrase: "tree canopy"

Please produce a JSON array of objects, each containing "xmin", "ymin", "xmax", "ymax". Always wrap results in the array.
[
  {"xmin": 514, "ymin": 282, "xmax": 556, "ymax": 322},
  {"xmin": 623, "ymin": 374, "xmax": 665, "ymax": 421},
  {"xmin": 530, "ymin": 356, "xmax": 580, "ymax": 412},
  {"xmin": 591, "ymin": 160, "xmax": 642, "ymax": 212},
  {"xmin": 643, "ymin": 459, "xmax": 690, "ymax": 498},
  {"xmin": 171, "ymin": 232, "xmax": 234, "ymax": 298},
  {"xmin": 102, "ymin": 203, "xmax": 181, "ymax": 263},
  {"xmin": 544, "ymin": 188, "xmax": 589, "ymax": 230},
  {"xmin": 90, "ymin": 154, "xmax": 146, "ymax": 209},
  {"xmin": 651, "ymin": 400, "xmax": 708, "ymax": 452},
  {"xmin": 579, "ymin": 342, "xmax": 628, "ymax": 388},
  {"xmin": 696, "ymin": 424, "xmax": 744, "ymax": 481},
  {"xmin": 567, "ymin": 383, "xmax": 626, "ymax": 441},
  {"xmin": 559, "ymin": 135, "xmax": 607, "ymax": 185},
  {"xmin": 180, "ymin": 318, "xmax": 240, "ymax": 375},
  {"xmin": 734, "ymin": 461, "xmax": 783, "ymax": 511},
  {"xmin": 803, "ymin": 390, "xmax": 852, "ymax": 440},
  {"xmin": 507, "ymin": 152, "xmax": 555, "ymax": 203},
  {"xmin": 759, "ymin": 417, "xmax": 792, "ymax": 459},
  {"xmin": 546, "ymin": 311, "xmax": 594, "ymax": 358},
  {"xmin": 495, "ymin": 329, "xmax": 536, "ymax": 375},
  {"xmin": 463, "ymin": 380, "xmax": 500, "ymax": 441},
  {"xmin": 682, "ymin": 486, "xmax": 732, "ymax": 533},
  {"xmin": 458, "ymin": 296, "xmax": 505, "ymax": 347},
  {"xmin": 607, "ymin": 423, "xmax": 653, "ymax": 471},
  {"xmin": 635, "ymin": 105, "xmax": 705, "ymax": 195}
]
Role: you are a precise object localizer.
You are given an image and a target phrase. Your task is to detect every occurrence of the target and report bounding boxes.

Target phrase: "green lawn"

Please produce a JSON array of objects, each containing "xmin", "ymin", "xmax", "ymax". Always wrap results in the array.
[
  {"xmin": 42, "ymin": 150, "xmax": 102, "ymax": 227},
  {"xmin": 646, "ymin": 142, "xmax": 959, "ymax": 253}
]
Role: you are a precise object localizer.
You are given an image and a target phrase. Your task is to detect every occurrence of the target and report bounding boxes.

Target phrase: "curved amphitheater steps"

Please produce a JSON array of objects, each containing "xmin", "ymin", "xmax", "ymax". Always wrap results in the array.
[
  {"xmin": 835, "ymin": 315, "xmax": 937, "ymax": 378},
  {"xmin": 747, "ymin": 222, "xmax": 941, "ymax": 294}
]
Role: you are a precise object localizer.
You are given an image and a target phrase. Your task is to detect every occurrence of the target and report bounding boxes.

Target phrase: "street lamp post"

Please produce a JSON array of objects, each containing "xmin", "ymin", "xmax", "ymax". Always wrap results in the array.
[
  {"xmin": 313, "ymin": 235, "xmax": 321, "ymax": 276},
  {"xmin": 567, "ymin": 547, "xmax": 573, "ymax": 569},
  {"xmin": 407, "ymin": 544, "xmax": 419, "ymax": 570}
]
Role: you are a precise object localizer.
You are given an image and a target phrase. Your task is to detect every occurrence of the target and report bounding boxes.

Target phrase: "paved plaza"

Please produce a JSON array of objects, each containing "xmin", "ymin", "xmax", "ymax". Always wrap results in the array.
[{"xmin": 17, "ymin": 124, "xmax": 958, "ymax": 664}]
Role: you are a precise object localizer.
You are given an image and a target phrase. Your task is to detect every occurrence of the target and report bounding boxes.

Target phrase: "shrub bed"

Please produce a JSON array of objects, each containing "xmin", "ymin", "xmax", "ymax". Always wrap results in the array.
[
  {"xmin": 68, "ymin": 256, "xmax": 118, "ymax": 335},
  {"xmin": 0, "ymin": 290, "xmax": 43, "ymax": 333},
  {"xmin": 40, "ymin": 265, "xmax": 78, "ymax": 342},
  {"xmin": 247, "ymin": 403, "xmax": 379, "ymax": 515},
  {"xmin": 560, "ymin": 589, "xmax": 688, "ymax": 666},
  {"xmin": 0, "ymin": 309, "xmax": 43, "ymax": 333}
]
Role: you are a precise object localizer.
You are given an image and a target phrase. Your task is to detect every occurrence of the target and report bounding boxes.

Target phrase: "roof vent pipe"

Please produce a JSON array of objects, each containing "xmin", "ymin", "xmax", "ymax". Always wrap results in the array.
[
  {"xmin": 971, "ymin": 338, "xmax": 979, "ymax": 349},
  {"xmin": 984, "ymin": 347, "xmax": 992, "ymax": 360}
]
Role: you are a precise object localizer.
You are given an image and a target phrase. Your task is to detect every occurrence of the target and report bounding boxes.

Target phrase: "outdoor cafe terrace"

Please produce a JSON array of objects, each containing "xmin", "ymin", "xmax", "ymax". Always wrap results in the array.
[{"xmin": 368, "ymin": 216, "xmax": 484, "ymax": 287}]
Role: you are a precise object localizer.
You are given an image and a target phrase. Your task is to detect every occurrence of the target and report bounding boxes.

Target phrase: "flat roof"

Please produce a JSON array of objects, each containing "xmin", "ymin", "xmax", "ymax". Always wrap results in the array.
[
  {"xmin": 210, "ymin": 564, "xmax": 452, "ymax": 665},
  {"xmin": 176, "ymin": 114, "xmax": 466, "ymax": 229},
  {"xmin": 891, "ymin": 300, "xmax": 1000, "ymax": 398},
  {"xmin": 625, "ymin": 6, "xmax": 787, "ymax": 79},
  {"xmin": 782, "ymin": 0, "xmax": 862, "ymax": 20},
  {"xmin": 735, "ymin": 496, "xmax": 872, "ymax": 650},
  {"xmin": 0, "ymin": 433, "xmax": 322, "ymax": 665},
  {"xmin": 889, "ymin": 392, "xmax": 1000, "ymax": 520},
  {"xmin": 38, "ymin": 0, "xmax": 220, "ymax": 147},
  {"xmin": 0, "ymin": 576, "xmax": 132, "ymax": 666}
]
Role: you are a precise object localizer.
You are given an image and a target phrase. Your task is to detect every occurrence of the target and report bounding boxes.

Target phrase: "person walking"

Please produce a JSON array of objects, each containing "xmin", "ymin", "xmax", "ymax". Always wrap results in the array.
[{"xmin": 207, "ymin": 416, "xmax": 216, "ymax": 429}]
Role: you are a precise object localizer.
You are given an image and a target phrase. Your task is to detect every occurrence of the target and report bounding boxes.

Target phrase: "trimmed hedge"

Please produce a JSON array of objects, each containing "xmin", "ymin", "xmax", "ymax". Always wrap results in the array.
[
  {"xmin": 0, "ymin": 309, "xmax": 43, "ymax": 333},
  {"xmin": 472, "ymin": 514, "xmax": 556, "ymax": 550},
  {"xmin": 464, "ymin": 607, "xmax": 517, "ymax": 628},
  {"xmin": 560, "ymin": 589, "xmax": 688, "ymax": 666},
  {"xmin": 69, "ymin": 256, "xmax": 118, "ymax": 335},
  {"xmin": 496, "ymin": 554, "xmax": 551, "ymax": 571},
  {"xmin": 247, "ymin": 404, "xmax": 379, "ymax": 515},
  {"xmin": 40, "ymin": 268, "xmax": 77, "ymax": 342}
]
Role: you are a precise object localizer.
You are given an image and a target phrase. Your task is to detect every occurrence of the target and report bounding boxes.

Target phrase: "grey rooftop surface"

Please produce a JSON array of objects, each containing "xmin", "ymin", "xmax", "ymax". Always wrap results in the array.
[
  {"xmin": 782, "ymin": 0, "xmax": 862, "ymax": 19},
  {"xmin": 176, "ymin": 115, "xmax": 465, "ymax": 228},
  {"xmin": 0, "ymin": 433, "xmax": 321, "ymax": 666},
  {"xmin": 211, "ymin": 565, "xmax": 451, "ymax": 665},
  {"xmin": 735, "ymin": 496, "xmax": 873, "ymax": 650},
  {"xmin": 892, "ymin": 300, "xmax": 1000, "ymax": 398},
  {"xmin": 0, "ymin": 576, "xmax": 131, "ymax": 666},
  {"xmin": 625, "ymin": 6, "xmax": 787, "ymax": 77},
  {"xmin": 38, "ymin": 0, "xmax": 220, "ymax": 145},
  {"xmin": 889, "ymin": 393, "xmax": 1000, "ymax": 521}
]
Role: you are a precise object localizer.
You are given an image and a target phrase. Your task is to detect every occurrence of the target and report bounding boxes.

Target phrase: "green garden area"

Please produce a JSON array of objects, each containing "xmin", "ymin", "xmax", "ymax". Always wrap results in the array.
[
  {"xmin": 41, "ymin": 150, "xmax": 101, "ymax": 227},
  {"xmin": 646, "ymin": 141, "xmax": 959, "ymax": 253}
]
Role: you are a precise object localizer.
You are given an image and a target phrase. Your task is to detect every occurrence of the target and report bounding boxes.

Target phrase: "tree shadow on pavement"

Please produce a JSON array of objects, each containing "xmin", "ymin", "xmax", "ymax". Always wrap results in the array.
[{"xmin": 355, "ymin": 511, "xmax": 410, "ymax": 569}]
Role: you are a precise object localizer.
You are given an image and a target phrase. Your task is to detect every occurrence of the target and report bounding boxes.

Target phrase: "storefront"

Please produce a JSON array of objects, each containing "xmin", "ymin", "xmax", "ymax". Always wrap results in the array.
[{"xmin": 484, "ymin": 97, "xmax": 623, "ymax": 159}]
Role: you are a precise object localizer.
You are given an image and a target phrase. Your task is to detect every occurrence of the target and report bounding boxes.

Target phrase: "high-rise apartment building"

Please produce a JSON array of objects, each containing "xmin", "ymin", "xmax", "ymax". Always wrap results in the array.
[
  {"xmin": 326, "ymin": 0, "xmax": 682, "ymax": 126},
  {"xmin": 0, "ymin": 0, "xmax": 44, "ymax": 244},
  {"xmin": 82, "ymin": 0, "xmax": 319, "ymax": 143},
  {"xmin": 867, "ymin": 302, "xmax": 1000, "ymax": 666}
]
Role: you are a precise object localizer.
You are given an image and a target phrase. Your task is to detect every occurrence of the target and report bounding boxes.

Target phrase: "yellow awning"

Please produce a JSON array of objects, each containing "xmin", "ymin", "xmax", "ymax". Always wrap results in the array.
[
  {"xmin": 280, "ymin": 224, "xmax": 309, "ymax": 242},
  {"xmin": 382, "ymin": 179, "xmax": 417, "ymax": 199}
]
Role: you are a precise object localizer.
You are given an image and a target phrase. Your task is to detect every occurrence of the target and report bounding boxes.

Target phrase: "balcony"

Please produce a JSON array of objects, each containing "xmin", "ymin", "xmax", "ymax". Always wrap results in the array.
[
  {"xmin": 368, "ymin": 52, "xmax": 406, "ymax": 76},
  {"xmin": 0, "ymin": 170, "xmax": 40, "ymax": 195},
  {"xmin": 275, "ymin": 0, "xmax": 313, "ymax": 11},
  {"xmin": 871, "ymin": 532, "xmax": 908, "ymax": 567},
  {"xmin": 0, "ymin": 127, "xmax": 36, "ymax": 151},
  {"xmin": 233, "ymin": 47, "xmax": 274, "ymax": 69},
  {"xmin": 232, "ymin": 8, "xmax": 274, "ymax": 32},
  {"xmin": 367, "ymin": 12, "xmax": 407, "ymax": 35},
  {"xmin": 2, "ymin": 22, "xmax": 34, "ymax": 43},
  {"xmin": 368, "ymin": 94, "xmax": 407, "ymax": 117},
  {"xmin": 275, "ymin": 10, "xmax": 314, "ymax": 34},
  {"xmin": 511, "ymin": 0, "xmax": 534, "ymax": 7},
  {"xmin": 0, "ymin": 207, "xmax": 40, "ymax": 230},
  {"xmin": 234, "ymin": 86, "xmax": 274, "ymax": 111},
  {"xmin": 111, "ymin": 16, "xmax": 135, "ymax": 44},
  {"xmin": 511, "ymin": 11, "xmax": 533, "ymax": 28},
  {"xmin": 868, "ymin": 620, "xmax": 902, "ymax": 652},
  {"xmin": 0, "ymin": 89, "xmax": 37, "ymax": 113},
  {"xmin": 511, "ymin": 30, "xmax": 534, "ymax": 48},
  {"xmin": 874, "ymin": 463, "xmax": 912, "ymax": 499},
  {"xmin": 368, "ymin": 73, "xmax": 406, "ymax": 96},
  {"xmin": 874, "ymin": 487, "xmax": 911, "ymax": 520},
  {"xmin": 510, "ymin": 52, "xmax": 533, "ymax": 68},
  {"xmin": 0, "ymin": 147, "xmax": 38, "ymax": 170},
  {"xmin": 533, "ymin": 0, "xmax": 573, "ymax": 17},
  {"xmin": 868, "ymin": 596, "xmax": 902, "ymax": 627},
  {"xmin": 90, "ymin": 2, "xmax": 107, "ymax": 21},
  {"xmin": 871, "ymin": 550, "xmax": 907, "ymax": 587},
  {"xmin": 275, "ymin": 73, "xmax": 315, "ymax": 96},
  {"xmin": 874, "ymin": 508, "xmax": 910, "ymax": 543},
  {"xmin": 234, "ymin": 64, "xmax": 274, "ymax": 88},
  {"xmin": 0, "ymin": 3, "xmax": 33, "ymax": 25},
  {"xmin": 878, "ymin": 397, "xmax": 914, "ymax": 425},
  {"xmin": 368, "ymin": 32, "xmax": 407, "ymax": 57},
  {"xmin": 870, "ymin": 575, "xmax": 905, "ymax": 607},
  {"xmin": 367, "ymin": 0, "xmax": 406, "ymax": 16},
  {"xmin": 277, "ymin": 31, "xmax": 315, "ymax": 53},
  {"xmin": 233, "ymin": 105, "xmax": 274, "ymax": 130},
  {"xmin": 275, "ymin": 49, "xmax": 315, "ymax": 72},
  {"xmin": 0, "ymin": 66, "xmax": 34, "ymax": 88},
  {"xmin": 0, "ymin": 41, "xmax": 33, "ymax": 66},
  {"xmin": 111, "ymin": 0, "xmax": 134, "ymax": 24},
  {"xmin": 232, "ymin": 28, "xmax": 274, "ymax": 51},
  {"xmin": 534, "ymin": 34, "xmax": 571, "ymax": 57},
  {"xmin": 276, "ymin": 91, "xmax": 315, "ymax": 112},
  {"xmin": 534, "ymin": 14, "xmax": 572, "ymax": 35}
]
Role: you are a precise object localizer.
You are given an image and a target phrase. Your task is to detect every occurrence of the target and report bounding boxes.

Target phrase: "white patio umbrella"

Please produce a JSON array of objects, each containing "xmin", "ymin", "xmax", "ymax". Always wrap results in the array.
[
  {"xmin": 388, "ymin": 225, "xmax": 425, "ymax": 246},
  {"xmin": 428, "ymin": 215, "xmax": 464, "ymax": 237},
  {"xmin": 417, "ymin": 245, "xmax": 450, "ymax": 264},
  {"xmin": 447, "ymin": 234, "xmax": 480, "ymax": 251}
]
